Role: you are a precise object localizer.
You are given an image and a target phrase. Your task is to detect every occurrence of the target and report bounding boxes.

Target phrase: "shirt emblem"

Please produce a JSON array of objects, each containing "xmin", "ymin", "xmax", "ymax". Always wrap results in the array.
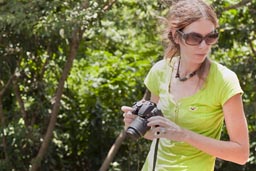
[{"xmin": 189, "ymin": 106, "xmax": 198, "ymax": 111}]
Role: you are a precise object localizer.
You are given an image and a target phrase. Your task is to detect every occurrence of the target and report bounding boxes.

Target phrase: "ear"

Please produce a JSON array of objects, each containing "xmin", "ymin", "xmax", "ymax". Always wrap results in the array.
[{"xmin": 172, "ymin": 30, "xmax": 180, "ymax": 44}]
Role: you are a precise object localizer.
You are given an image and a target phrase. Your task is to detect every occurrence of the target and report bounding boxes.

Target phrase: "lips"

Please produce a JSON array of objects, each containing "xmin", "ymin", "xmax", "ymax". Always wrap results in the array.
[{"xmin": 196, "ymin": 53, "xmax": 207, "ymax": 57}]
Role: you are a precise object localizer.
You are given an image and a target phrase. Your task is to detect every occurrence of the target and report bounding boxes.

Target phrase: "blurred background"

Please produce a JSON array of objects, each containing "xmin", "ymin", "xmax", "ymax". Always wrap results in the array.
[{"xmin": 0, "ymin": 0, "xmax": 255, "ymax": 170}]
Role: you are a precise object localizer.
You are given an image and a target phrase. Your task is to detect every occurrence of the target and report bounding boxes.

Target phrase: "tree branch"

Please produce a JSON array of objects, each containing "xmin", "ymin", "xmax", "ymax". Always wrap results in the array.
[
  {"xmin": 29, "ymin": 0, "xmax": 117, "ymax": 169},
  {"xmin": 0, "ymin": 74, "xmax": 15, "ymax": 97},
  {"xmin": 12, "ymin": 75, "xmax": 28, "ymax": 125},
  {"xmin": 249, "ymin": 39, "xmax": 256, "ymax": 57},
  {"xmin": 223, "ymin": 0, "xmax": 251, "ymax": 11},
  {"xmin": 99, "ymin": 130, "xmax": 126, "ymax": 171},
  {"xmin": 0, "ymin": 97, "xmax": 9, "ymax": 161},
  {"xmin": 0, "ymin": 74, "xmax": 15, "ymax": 162},
  {"xmin": 30, "ymin": 27, "xmax": 83, "ymax": 171},
  {"xmin": 103, "ymin": 0, "xmax": 117, "ymax": 12}
]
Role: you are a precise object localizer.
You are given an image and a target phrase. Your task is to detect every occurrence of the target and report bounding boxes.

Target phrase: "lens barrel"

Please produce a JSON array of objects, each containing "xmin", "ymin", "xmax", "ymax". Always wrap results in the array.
[{"xmin": 126, "ymin": 117, "xmax": 149, "ymax": 140}]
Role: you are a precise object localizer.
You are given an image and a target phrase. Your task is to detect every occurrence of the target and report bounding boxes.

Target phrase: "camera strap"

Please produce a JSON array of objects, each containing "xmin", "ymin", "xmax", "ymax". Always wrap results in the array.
[
  {"xmin": 152, "ymin": 138, "xmax": 159, "ymax": 171},
  {"xmin": 143, "ymin": 89, "xmax": 151, "ymax": 101},
  {"xmin": 143, "ymin": 88, "xmax": 159, "ymax": 171}
]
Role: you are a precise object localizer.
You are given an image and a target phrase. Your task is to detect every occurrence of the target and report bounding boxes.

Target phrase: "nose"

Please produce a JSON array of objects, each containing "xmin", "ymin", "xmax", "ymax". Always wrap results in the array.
[{"xmin": 198, "ymin": 40, "xmax": 208, "ymax": 48}]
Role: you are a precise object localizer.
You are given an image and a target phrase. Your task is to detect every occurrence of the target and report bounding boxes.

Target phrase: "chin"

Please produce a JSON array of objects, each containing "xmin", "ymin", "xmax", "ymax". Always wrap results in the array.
[{"xmin": 194, "ymin": 54, "xmax": 207, "ymax": 63}]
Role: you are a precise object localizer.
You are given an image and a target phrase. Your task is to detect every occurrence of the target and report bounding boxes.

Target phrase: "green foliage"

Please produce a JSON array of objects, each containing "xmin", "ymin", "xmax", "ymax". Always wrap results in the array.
[
  {"xmin": 0, "ymin": 0, "xmax": 255, "ymax": 170},
  {"xmin": 65, "ymin": 50, "xmax": 155, "ymax": 170},
  {"xmin": 210, "ymin": 0, "xmax": 256, "ymax": 170}
]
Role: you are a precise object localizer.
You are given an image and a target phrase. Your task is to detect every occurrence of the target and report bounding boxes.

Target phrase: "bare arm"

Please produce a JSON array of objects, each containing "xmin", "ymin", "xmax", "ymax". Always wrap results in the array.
[
  {"xmin": 183, "ymin": 94, "xmax": 249, "ymax": 164},
  {"xmin": 147, "ymin": 94, "xmax": 249, "ymax": 164}
]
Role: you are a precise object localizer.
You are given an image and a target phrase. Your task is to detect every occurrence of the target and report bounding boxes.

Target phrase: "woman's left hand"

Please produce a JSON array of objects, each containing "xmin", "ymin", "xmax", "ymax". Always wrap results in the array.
[{"xmin": 147, "ymin": 116, "xmax": 187, "ymax": 141}]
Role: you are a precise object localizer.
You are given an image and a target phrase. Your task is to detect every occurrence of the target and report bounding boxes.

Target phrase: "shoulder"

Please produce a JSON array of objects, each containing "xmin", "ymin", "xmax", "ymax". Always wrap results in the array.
[
  {"xmin": 209, "ymin": 61, "xmax": 243, "ymax": 105},
  {"xmin": 211, "ymin": 61, "xmax": 239, "ymax": 83},
  {"xmin": 144, "ymin": 58, "xmax": 173, "ymax": 96},
  {"xmin": 151, "ymin": 59, "xmax": 170, "ymax": 70},
  {"xmin": 149, "ymin": 57, "xmax": 176, "ymax": 73},
  {"xmin": 146, "ymin": 59, "xmax": 169, "ymax": 81}
]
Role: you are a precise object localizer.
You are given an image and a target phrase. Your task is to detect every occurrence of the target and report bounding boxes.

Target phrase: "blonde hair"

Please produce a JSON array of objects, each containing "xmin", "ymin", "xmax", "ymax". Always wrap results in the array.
[{"xmin": 161, "ymin": 0, "xmax": 219, "ymax": 80}]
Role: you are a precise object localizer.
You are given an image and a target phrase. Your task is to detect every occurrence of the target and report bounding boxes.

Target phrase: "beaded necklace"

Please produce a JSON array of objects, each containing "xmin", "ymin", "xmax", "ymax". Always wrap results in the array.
[{"xmin": 175, "ymin": 58, "xmax": 198, "ymax": 81}]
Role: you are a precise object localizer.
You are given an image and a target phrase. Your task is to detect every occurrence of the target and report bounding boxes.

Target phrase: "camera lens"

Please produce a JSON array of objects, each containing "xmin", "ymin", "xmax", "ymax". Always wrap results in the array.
[
  {"xmin": 126, "ymin": 127, "xmax": 141, "ymax": 140},
  {"xmin": 126, "ymin": 117, "xmax": 149, "ymax": 140}
]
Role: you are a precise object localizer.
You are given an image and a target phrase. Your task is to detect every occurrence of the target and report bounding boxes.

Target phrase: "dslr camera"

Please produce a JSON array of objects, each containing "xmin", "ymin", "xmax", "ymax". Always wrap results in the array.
[{"xmin": 126, "ymin": 101, "xmax": 162, "ymax": 140}]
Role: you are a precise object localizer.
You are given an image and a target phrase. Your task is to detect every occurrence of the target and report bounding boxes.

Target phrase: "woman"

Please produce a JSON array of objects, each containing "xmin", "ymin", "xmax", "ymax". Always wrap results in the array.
[{"xmin": 122, "ymin": 0, "xmax": 249, "ymax": 170}]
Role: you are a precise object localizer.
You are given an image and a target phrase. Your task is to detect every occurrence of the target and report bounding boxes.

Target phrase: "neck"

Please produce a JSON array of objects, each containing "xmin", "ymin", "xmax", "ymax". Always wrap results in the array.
[
  {"xmin": 175, "ymin": 57, "xmax": 201, "ymax": 82},
  {"xmin": 178, "ymin": 57, "xmax": 201, "ymax": 75}
]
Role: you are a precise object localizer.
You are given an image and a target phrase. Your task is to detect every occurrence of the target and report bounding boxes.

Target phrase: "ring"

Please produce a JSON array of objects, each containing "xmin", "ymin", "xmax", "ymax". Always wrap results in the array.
[
  {"xmin": 160, "ymin": 127, "xmax": 166, "ymax": 134},
  {"xmin": 154, "ymin": 127, "xmax": 166, "ymax": 136},
  {"xmin": 154, "ymin": 132, "xmax": 160, "ymax": 136}
]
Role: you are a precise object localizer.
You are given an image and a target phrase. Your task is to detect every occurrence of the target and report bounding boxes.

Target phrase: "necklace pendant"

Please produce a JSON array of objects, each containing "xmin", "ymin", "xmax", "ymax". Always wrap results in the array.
[
  {"xmin": 175, "ymin": 58, "xmax": 198, "ymax": 82},
  {"xmin": 175, "ymin": 73, "xmax": 180, "ymax": 78},
  {"xmin": 179, "ymin": 77, "xmax": 188, "ymax": 81}
]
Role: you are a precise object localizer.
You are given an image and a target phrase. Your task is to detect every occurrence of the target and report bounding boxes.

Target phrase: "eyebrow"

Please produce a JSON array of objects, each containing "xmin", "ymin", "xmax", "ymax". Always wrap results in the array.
[{"xmin": 183, "ymin": 30, "xmax": 217, "ymax": 36}]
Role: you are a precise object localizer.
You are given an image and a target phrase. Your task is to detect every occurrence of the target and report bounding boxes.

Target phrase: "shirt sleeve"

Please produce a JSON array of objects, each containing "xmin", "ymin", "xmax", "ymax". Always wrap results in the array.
[
  {"xmin": 144, "ymin": 60, "xmax": 168, "ymax": 96},
  {"xmin": 144, "ymin": 64, "xmax": 160, "ymax": 96},
  {"xmin": 218, "ymin": 68, "xmax": 243, "ymax": 106}
]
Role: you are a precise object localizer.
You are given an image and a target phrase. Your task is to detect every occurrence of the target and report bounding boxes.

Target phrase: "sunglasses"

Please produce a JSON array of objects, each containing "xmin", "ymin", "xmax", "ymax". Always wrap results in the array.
[{"xmin": 177, "ymin": 30, "xmax": 219, "ymax": 46}]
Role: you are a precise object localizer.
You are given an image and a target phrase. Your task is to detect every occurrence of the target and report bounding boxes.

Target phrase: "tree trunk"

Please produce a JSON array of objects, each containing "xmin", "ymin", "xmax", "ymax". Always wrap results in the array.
[
  {"xmin": 0, "ymin": 75, "xmax": 14, "ymax": 162},
  {"xmin": 30, "ymin": 28, "xmax": 83, "ymax": 171},
  {"xmin": 0, "ymin": 97, "xmax": 8, "ymax": 161},
  {"xmin": 99, "ymin": 130, "xmax": 127, "ymax": 171},
  {"xmin": 13, "ymin": 76, "xmax": 28, "ymax": 125}
]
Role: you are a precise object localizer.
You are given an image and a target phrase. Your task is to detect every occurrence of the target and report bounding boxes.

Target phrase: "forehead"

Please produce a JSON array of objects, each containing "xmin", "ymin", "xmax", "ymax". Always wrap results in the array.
[{"xmin": 183, "ymin": 18, "xmax": 215, "ymax": 34}]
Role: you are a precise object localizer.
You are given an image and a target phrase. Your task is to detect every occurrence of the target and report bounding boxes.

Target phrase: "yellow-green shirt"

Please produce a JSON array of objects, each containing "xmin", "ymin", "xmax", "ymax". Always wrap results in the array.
[{"xmin": 142, "ymin": 57, "xmax": 243, "ymax": 171}]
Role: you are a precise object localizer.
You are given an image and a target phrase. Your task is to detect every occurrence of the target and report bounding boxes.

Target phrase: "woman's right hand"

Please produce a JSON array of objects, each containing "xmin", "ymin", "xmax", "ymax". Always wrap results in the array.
[
  {"xmin": 121, "ymin": 105, "xmax": 154, "ymax": 140},
  {"xmin": 121, "ymin": 106, "xmax": 137, "ymax": 129}
]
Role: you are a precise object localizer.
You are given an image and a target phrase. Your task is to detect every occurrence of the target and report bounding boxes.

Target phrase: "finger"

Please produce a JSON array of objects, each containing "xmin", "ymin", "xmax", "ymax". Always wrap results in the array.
[
  {"xmin": 123, "ymin": 117, "xmax": 134, "ymax": 124},
  {"xmin": 123, "ymin": 112, "xmax": 136, "ymax": 118},
  {"xmin": 123, "ymin": 112, "xmax": 137, "ymax": 125},
  {"xmin": 147, "ymin": 119, "xmax": 167, "ymax": 127},
  {"xmin": 121, "ymin": 106, "xmax": 133, "ymax": 113},
  {"xmin": 147, "ymin": 116, "xmax": 165, "ymax": 122}
]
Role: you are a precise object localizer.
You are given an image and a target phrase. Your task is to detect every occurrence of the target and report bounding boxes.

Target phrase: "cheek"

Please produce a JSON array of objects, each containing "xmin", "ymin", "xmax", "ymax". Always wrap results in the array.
[{"xmin": 180, "ymin": 45, "xmax": 194, "ymax": 55}]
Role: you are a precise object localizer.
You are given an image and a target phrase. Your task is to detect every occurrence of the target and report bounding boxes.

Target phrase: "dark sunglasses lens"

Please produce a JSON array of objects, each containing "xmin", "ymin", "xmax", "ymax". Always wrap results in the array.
[
  {"xmin": 185, "ymin": 33, "xmax": 203, "ymax": 45},
  {"xmin": 205, "ymin": 33, "xmax": 219, "ymax": 44}
]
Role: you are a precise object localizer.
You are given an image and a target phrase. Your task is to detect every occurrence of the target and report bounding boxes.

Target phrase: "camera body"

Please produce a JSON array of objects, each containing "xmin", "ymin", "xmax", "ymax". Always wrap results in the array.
[{"xmin": 126, "ymin": 101, "xmax": 162, "ymax": 140}]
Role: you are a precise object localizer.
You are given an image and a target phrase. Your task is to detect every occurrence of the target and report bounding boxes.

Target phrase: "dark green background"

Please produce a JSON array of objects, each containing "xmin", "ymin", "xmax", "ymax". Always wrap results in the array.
[{"xmin": 0, "ymin": 0, "xmax": 255, "ymax": 170}]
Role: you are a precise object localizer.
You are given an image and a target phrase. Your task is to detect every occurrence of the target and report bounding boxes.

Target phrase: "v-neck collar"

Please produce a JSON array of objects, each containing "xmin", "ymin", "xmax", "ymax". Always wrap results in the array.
[{"xmin": 167, "ymin": 57, "xmax": 213, "ymax": 104}]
